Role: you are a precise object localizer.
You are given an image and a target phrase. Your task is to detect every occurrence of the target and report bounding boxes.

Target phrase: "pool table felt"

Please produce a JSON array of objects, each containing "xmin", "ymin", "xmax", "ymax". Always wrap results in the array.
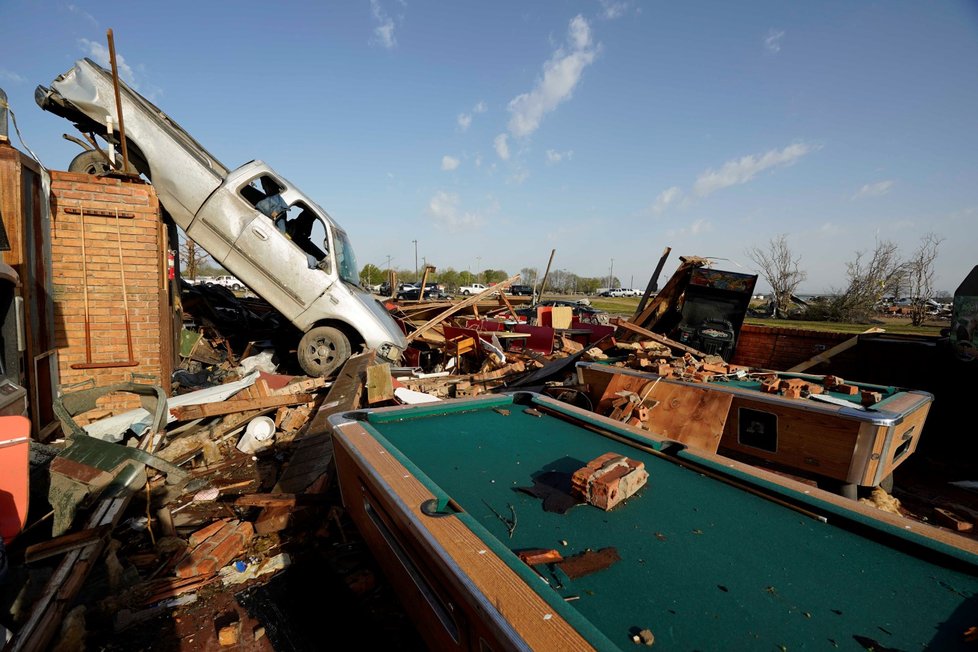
[{"xmin": 352, "ymin": 395, "xmax": 978, "ymax": 651}]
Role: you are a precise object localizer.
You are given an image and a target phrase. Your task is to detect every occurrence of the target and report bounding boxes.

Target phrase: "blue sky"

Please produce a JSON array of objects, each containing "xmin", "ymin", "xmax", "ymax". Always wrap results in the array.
[{"xmin": 2, "ymin": 1, "xmax": 976, "ymax": 293}]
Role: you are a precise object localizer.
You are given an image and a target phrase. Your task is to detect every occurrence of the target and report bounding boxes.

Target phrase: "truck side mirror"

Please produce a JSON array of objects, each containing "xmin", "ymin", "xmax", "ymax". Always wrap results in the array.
[{"xmin": 315, "ymin": 257, "xmax": 331, "ymax": 274}]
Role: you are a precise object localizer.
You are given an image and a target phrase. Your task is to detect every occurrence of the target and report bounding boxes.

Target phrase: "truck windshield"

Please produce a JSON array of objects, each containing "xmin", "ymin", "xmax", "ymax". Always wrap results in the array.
[{"xmin": 334, "ymin": 228, "xmax": 360, "ymax": 286}]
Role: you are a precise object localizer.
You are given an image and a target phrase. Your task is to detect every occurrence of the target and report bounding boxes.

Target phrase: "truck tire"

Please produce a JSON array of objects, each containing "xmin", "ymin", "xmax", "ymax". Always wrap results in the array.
[
  {"xmin": 462, "ymin": 290, "xmax": 470, "ymax": 295},
  {"xmin": 298, "ymin": 326, "xmax": 351, "ymax": 377}
]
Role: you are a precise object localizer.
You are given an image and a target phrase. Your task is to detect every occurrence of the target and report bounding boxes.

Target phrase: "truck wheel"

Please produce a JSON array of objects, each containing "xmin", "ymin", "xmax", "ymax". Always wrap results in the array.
[
  {"xmin": 462, "ymin": 290, "xmax": 470, "ymax": 295},
  {"xmin": 68, "ymin": 150, "xmax": 113, "ymax": 176},
  {"xmin": 298, "ymin": 326, "xmax": 351, "ymax": 377}
]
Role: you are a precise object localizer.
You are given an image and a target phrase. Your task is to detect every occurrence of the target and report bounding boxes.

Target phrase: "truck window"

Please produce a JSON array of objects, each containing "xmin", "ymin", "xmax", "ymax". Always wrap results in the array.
[
  {"xmin": 280, "ymin": 202, "xmax": 328, "ymax": 269},
  {"xmin": 241, "ymin": 175, "xmax": 286, "ymax": 217},
  {"xmin": 333, "ymin": 229, "xmax": 360, "ymax": 286}
]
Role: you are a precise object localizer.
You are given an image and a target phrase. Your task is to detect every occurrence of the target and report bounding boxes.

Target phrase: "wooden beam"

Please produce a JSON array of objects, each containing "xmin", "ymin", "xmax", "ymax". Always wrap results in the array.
[
  {"xmin": 24, "ymin": 524, "xmax": 112, "ymax": 564},
  {"xmin": 233, "ymin": 493, "xmax": 330, "ymax": 508},
  {"xmin": 406, "ymin": 274, "xmax": 520, "ymax": 342},
  {"xmin": 537, "ymin": 249, "xmax": 556, "ymax": 299},
  {"xmin": 365, "ymin": 362, "xmax": 395, "ymax": 404},
  {"xmin": 633, "ymin": 246, "xmax": 671, "ymax": 321},
  {"xmin": 613, "ymin": 318, "xmax": 705, "ymax": 357},
  {"xmin": 786, "ymin": 327, "xmax": 884, "ymax": 373},
  {"xmin": 169, "ymin": 393, "xmax": 315, "ymax": 421}
]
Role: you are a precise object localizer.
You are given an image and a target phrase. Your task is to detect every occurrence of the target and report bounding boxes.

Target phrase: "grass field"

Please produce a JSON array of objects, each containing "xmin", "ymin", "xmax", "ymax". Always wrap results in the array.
[{"xmin": 541, "ymin": 294, "xmax": 948, "ymax": 337}]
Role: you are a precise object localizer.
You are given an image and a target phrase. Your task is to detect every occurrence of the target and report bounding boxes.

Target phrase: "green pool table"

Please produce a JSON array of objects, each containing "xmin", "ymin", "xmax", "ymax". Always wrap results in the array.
[
  {"xmin": 328, "ymin": 392, "xmax": 978, "ymax": 651},
  {"xmin": 577, "ymin": 362, "xmax": 933, "ymax": 494}
]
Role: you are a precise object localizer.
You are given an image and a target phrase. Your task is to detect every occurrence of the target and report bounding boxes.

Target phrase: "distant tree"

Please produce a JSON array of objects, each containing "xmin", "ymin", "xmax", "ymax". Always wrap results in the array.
[
  {"xmin": 746, "ymin": 234, "xmax": 807, "ymax": 318},
  {"xmin": 520, "ymin": 267, "xmax": 539, "ymax": 287},
  {"xmin": 438, "ymin": 268, "xmax": 460, "ymax": 291},
  {"xmin": 578, "ymin": 277, "xmax": 602, "ymax": 295},
  {"xmin": 484, "ymin": 269, "xmax": 508, "ymax": 284},
  {"xmin": 360, "ymin": 263, "xmax": 383, "ymax": 287},
  {"xmin": 458, "ymin": 270, "xmax": 475, "ymax": 286},
  {"xmin": 179, "ymin": 233, "xmax": 210, "ymax": 280},
  {"xmin": 905, "ymin": 232, "xmax": 943, "ymax": 326},
  {"xmin": 818, "ymin": 238, "xmax": 903, "ymax": 322}
]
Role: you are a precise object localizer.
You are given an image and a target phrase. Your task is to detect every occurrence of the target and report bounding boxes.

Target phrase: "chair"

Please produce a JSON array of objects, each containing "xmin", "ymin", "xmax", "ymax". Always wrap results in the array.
[
  {"xmin": 513, "ymin": 324, "xmax": 555, "ymax": 355},
  {"xmin": 571, "ymin": 319, "xmax": 616, "ymax": 346}
]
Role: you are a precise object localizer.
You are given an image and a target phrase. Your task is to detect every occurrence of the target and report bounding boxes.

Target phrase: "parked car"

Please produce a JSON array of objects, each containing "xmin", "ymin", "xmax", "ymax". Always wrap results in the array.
[
  {"xmin": 599, "ymin": 288, "xmax": 626, "ymax": 298},
  {"xmin": 397, "ymin": 283, "xmax": 451, "ymax": 301},
  {"xmin": 507, "ymin": 285, "xmax": 534, "ymax": 296}
]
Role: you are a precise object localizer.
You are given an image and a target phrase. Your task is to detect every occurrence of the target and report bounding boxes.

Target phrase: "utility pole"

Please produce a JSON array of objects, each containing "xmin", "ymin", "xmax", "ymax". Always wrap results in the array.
[
  {"xmin": 412, "ymin": 240, "xmax": 418, "ymax": 280},
  {"xmin": 476, "ymin": 256, "xmax": 482, "ymax": 283},
  {"xmin": 609, "ymin": 258, "xmax": 614, "ymax": 289}
]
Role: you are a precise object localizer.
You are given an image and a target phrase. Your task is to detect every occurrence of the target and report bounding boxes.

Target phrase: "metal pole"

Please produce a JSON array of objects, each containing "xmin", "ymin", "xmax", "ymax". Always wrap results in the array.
[
  {"xmin": 610, "ymin": 258, "xmax": 614, "ymax": 289},
  {"xmin": 106, "ymin": 29, "xmax": 132, "ymax": 175},
  {"xmin": 412, "ymin": 240, "xmax": 418, "ymax": 280}
]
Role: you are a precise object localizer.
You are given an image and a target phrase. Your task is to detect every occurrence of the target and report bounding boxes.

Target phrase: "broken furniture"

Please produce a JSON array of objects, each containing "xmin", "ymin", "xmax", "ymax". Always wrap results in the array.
[
  {"xmin": 49, "ymin": 382, "xmax": 187, "ymax": 536},
  {"xmin": 328, "ymin": 390, "xmax": 978, "ymax": 651},
  {"xmin": 577, "ymin": 362, "xmax": 933, "ymax": 497}
]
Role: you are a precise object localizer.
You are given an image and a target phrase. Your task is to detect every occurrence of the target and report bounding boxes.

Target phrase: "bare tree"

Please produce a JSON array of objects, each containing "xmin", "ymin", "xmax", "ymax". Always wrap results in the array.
[
  {"xmin": 746, "ymin": 234, "xmax": 807, "ymax": 318},
  {"xmin": 826, "ymin": 237, "xmax": 903, "ymax": 322},
  {"xmin": 905, "ymin": 232, "xmax": 943, "ymax": 326},
  {"xmin": 179, "ymin": 234, "xmax": 209, "ymax": 281}
]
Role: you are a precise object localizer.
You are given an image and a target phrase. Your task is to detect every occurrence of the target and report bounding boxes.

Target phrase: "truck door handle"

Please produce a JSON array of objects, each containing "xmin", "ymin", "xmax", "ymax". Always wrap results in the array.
[{"xmin": 252, "ymin": 226, "xmax": 268, "ymax": 240}]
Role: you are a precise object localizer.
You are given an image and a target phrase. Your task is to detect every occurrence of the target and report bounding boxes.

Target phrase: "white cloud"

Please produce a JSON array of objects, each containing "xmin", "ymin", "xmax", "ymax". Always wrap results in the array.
[
  {"xmin": 0, "ymin": 69, "xmax": 24, "ymax": 84},
  {"xmin": 853, "ymin": 180, "xmax": 894, "ymax": 199},
  {"xmin": 441, "ymin": 155, "xmax": 460, "ymax": 171},
  {"xmin": 494, "ymin": 133, "xmax": 510, "ymax": 160},
  {"xmin": 666, "ymin": 218, "xmax": 713, "ymax": 238},
  {"xmin": 506, "ymin": 15, "xmax": 597, "ymax": 139},
  {"xmin": 67, "ymin": 4, "xmax": 99, "ymax": 27},
  {"xmin": 765, "ymin": 29, "xmax": 785, "ymax": 54},
  {"xmin": 370, "ymin": 0, "xmax": 397, "ymax": 49},
  {"xmin": 509, "ymin": 168, "xmax": 530, "ymax": 185},
  {"xmin": 427, "ymin": 191, "xmax": 484, "ymax": 231},
  {"xmin": 598, "ymin": 0, "xmax": 629, "ymax": 19},
  {"xmin": 545, "ymin": 149, "xmax": 574, "ymax": 164},
  {"xmin": 650, "ymin": 186, "xmax": 682, "ymax": 214},
  {"xmin": 818, "ymin": 222, "xmax": 843, "ymax": 236},
  {"xmin": 692, "ymin": 143, "xmax": 816, "ymax": 197},
  {"xmin": 80, "ymin": 38, "xmax": 136, "ymax": 86},
  {"xmin": 457, "ymin": 100, "xmax": 487, "ymax": 131}
]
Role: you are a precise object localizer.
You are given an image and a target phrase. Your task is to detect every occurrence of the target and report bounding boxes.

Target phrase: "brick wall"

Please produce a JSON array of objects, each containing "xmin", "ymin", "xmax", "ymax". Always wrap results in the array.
[
  {"xmin": 731, "ymin": 324, "xmax": 851, "ymax": 371},
  {"xmin": 50, "ymin": 171, "xmax": 171, "ymax": 417}
]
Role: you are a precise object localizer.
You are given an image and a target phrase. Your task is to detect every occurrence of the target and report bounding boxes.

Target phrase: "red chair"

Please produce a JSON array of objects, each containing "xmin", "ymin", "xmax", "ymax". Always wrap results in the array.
[
  {"xmin": 512, "ymin": 324, "xmax": 555, "ymax": 355},
  {"xmin": 464, "ymin": 319, "xmax": 505, "ymax": 332},
  {"xmin": 571, "ymin": 319, "xmax": 616, "ymax": 346}
]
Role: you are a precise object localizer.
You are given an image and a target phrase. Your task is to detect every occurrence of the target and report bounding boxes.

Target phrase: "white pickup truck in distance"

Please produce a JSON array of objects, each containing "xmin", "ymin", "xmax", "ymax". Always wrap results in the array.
[
  {"xmin": 458, "ymin": 283, "xmax": 488, "ymax": 295},
  {"xmin": 37, "ymin": 58, "xmax": 407, "ymax": 377}
]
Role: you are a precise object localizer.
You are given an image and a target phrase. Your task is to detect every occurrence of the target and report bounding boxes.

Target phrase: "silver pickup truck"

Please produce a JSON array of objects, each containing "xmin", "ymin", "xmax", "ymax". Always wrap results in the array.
[{"xmin": 36, "ymin": 58, "xmax": 406, "ymax": 377}]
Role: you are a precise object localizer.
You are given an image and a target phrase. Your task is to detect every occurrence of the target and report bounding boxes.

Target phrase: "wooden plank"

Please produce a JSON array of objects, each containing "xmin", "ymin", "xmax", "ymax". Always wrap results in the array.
[
  {"xmin": 233, "ymin": 493, "xmax": 330, "ymax": 508},
  {"xmin": 406, "ymin": 274, "xmax": 520, "ymax": 342},
  {"xmin": 634, "ymin": 246, "xmax": 671, "ymax": 320},
  {"xmin": 24, "ymin": 524, "xmax": 112, "ymax": 564},
  {"xmin": 170, "ymin": 393, "xmax": 314, "ymax": 421},
  {"xmin": 613, "ymin": 318, "xmax": 705, "ymax": 356},
  {"xmin": 641, "ymin": 381, "xmax": 732, "ymax": 454},
  {"xmin": 786, "ymin": 328, "xmax": 885, "ymax": 373},
  {"xmin": 365, "ymin": 363, "xmax": 395, "ymax": 404}
]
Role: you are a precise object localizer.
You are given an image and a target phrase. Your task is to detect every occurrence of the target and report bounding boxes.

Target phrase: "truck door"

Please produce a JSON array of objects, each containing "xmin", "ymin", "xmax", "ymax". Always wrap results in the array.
[{"xmin": 221, "ymin": 177, "xmax": 333, "ymax": 319}]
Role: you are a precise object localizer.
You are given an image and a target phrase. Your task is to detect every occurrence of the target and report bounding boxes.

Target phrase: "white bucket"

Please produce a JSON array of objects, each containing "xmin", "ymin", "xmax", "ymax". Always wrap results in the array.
[{"xmin": 237, "ymin": 416, "xmax": 276, "ymax": 454}]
